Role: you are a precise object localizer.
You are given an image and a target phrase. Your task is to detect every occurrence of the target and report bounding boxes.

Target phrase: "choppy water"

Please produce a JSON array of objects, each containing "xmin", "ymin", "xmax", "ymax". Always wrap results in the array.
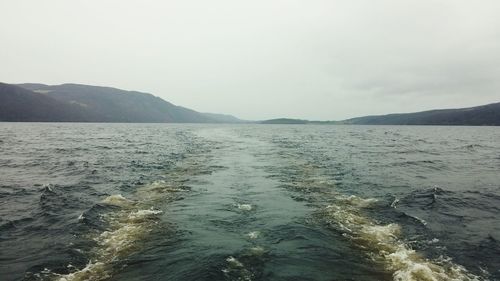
[{"xmin": 1, "ymin": 123, "xmax": 499, "ymax": 281}]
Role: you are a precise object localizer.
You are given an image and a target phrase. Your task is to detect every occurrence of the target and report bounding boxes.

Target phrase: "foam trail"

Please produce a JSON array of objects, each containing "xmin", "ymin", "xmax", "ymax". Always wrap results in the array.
[
  {"xmin": 222, "ymin": 256, "xmax": 254, "ymax": 281},
  {"xmin": 53, "ymin": 156, "xmax": 202, "ymax": 281},
  {"xmin": 325, "ymin": 195, "xmax": 482, "ymax": 281},
  {"xmin": 55, "ymin": 191, "xmax": 171, "ymax": 280},
  {"xmin": 237, "ymin": 204, "xmax": 253, "ymax": 211},
  {"xmin": 56, "ymin": 205, "xmax": 162, "ymax": 281},
  {"xmin": 246, "ymin": 231, "xmax": 260, "ymax": 239},
  {"xmin": 101, "ymin": 194, "xmax": 134, "ymax": 207},
  {"xmin": 135, "ymin": 180, "xmax": 186, "ymax": 200}
]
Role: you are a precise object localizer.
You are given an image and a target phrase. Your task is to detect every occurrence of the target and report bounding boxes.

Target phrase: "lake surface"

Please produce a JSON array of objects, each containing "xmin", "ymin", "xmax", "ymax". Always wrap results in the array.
[{"xmin": 1, "ymin": 123, "xmax": 499, "ymax": 281}]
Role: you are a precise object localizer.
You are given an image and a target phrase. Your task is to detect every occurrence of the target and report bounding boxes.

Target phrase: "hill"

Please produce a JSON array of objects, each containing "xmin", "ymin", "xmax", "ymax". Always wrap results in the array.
[
  {"xmin": 0, "ymin": 83, "xmax": 89, "ymax": 122},
  {"xmin": 201, "ymin": 112, "xmax": 246, "ymax": 123},
  {"xmin": 260, "ymin": 103, "xmax": 500, "ymax": 126},
  {"xmin": 342, "ymin": 103, "xmax": 500, "ymax": 125},
  {"xmin": 260, "ymin": 118, "xmax": 310, "ymax": 124},
  {"xmin": 3, "ymin": 82, "xmax": 498, "ymax": 125},
  {"xmin": 0, "ymin": 82, "xmax": 242, "ymax": 123}
]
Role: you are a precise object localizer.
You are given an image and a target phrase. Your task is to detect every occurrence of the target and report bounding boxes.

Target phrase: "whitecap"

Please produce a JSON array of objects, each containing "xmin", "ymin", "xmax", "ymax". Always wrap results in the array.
[
  {"xmin": 226, "ymin": 256, "xmax": 244, "ymax": 268},
  {"xmin": 246, "ymin": 231, "xmax": 260, "ymax": 239},
  {"xmin": 325, "ymin": 198, "xmax": 481, "ymax": 281},
  {"xmin": 58, "ymin": 206, "xmax": 161, "ymax": 280},
  {"xmin": 337, "ymin": 195, "xmax": 378, "ymax": 207},
  {"xmin": 127, "ymin": 208, "xmax": 162, "ymax": 222},
  {"xmin": 237, "ymin": 204, "xmax": 253, "ymax": 211},
  {"xmin": 101, "ymin": 194, "xmax": 133, "ymax": 207},
  {"xmin": 249, "ymin": 246, "xmax": 265, "ymax": 255},
  {"xmin": 391, "ymin": 197, "xmax": 400, "ymax": 208}
]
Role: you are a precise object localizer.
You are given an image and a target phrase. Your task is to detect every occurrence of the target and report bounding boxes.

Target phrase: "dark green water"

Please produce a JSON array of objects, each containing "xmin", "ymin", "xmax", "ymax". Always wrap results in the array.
[{"xmin": 0, "ymin": 124, "xmax": 499, "ymax": 281}]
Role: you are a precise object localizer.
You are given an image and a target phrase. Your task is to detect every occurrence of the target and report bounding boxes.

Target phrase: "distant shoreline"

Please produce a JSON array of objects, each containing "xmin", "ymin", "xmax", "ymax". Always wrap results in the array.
[{"xmin": 2, "ymin": 82, "xmax": 499, "ymax": 126}]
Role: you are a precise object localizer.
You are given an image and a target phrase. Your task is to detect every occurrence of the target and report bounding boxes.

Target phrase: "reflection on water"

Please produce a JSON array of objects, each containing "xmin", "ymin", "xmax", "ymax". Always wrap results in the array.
[{"xmin": 0, "ymin": 123, "xmax": 499, "ymax": 281}]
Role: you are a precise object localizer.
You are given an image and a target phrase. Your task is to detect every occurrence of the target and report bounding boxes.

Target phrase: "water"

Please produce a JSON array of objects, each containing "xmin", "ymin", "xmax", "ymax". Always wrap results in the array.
[{"xmin": 1, "ymin": 123, "xmax": 499, "ymax": 281}]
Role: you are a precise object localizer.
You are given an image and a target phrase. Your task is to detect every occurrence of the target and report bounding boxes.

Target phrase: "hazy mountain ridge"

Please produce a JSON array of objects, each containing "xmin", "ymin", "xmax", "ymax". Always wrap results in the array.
[
  {"xmin": 261, "ymin": 103, "xmax": 500, "ymax": 125},
  {"xmin": 260, "ymin": 118, "xmax": 312, "ymax": 124},
  {"xmin": 2, "ymin": 82, "xmax": 499, "ymax": 125},
  {"xmin": 201, "ymin": 112, "xmax": 248, "ymax": 123},
  {"xmin": 0, "ymin": 82, "xmax": 243, "ymax": 123},
  {"xmin": 0, "ymin": 83, "xmax": 90, "ymax": 122},
  {"xmin": 341, "ymin": 103, "xmax": 500, "ymax": 125}
]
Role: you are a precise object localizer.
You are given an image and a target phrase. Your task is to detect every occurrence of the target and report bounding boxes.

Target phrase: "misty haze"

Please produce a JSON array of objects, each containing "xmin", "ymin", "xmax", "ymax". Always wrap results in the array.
[{"xmin": 1, "ymin": 1, "xmax": 499, "ymax": 281}]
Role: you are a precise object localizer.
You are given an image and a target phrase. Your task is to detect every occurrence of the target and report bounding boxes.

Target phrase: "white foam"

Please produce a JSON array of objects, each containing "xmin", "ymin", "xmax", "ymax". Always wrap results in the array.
[
  {"xmin": 428, "ymin": 238, "xmax": 440, "ymax": 244},
  {"xmin": 101, "ymin": 194, "xmax": 133, "ymax": 207},
  {"xmin": 325, "ymin": 196, "xmax": 481, "ymax": 281},
  {"xmin": 360, "ymin": 223, "xmax": 401, "ymax": 243},
  {"xmin": 391, "ymin": 198, "xmax": 400, "ymax": 208},
  {"xmin": 135, "ymin": 180, "xmax": 185, "ymax": 200},
  {"xmin": 57, "ymin": 261, "xmax": 109, "ymax": 281},
  {"xmin": 246, "ymin": 231, "xmax": 260, "ymax": 239},
  {"xmin": 412, "ymin": 216, "xmax": 428, "ymax": 226},
  {"xmin": 226, "ymin": 256, "xmax": 243, "ymax": 268},
  {"xmin": 249, "ymin": 246, "xmax": 265, "ymax": 255},
  {"xmin": 57, "ymin": 207, "xmax": 161, "ymax": 280},
  {"xmin": 57, "ymin": 167, "xmax": 188, "ymax": 279},
  {"xmin": 237, "ymin": 204, "xmax": 253, "ymax": 211},
  {"xmin": 127, "ymin": 208, "xmax": 162, "ymax": 221},
  {"xmin": 337, "ymin": 195, "xmax": 378, "ymax": 208},
  {"xmin": 222, "ymin": 256, "xmax": 254, "ymax": 281},
  {"xmin": 43, "ymin": 184, "xmax": 54, "ymax": 192}
]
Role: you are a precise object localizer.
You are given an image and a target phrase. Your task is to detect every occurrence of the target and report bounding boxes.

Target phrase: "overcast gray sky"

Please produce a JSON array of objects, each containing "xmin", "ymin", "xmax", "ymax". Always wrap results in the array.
[{"xmin": 1, "ymin": 0, "xmax": 499, "ymax": 120}]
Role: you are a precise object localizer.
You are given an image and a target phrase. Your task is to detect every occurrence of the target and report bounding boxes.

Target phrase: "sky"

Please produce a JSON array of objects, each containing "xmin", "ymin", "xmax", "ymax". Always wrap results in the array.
[{"xmin": 1, "ymin": 0, "xmax": 500, "ymax": 120}]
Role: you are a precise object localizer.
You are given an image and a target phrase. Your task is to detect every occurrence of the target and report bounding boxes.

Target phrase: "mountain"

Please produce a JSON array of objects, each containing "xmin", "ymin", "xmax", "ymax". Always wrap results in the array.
[
  {"xmin": 201, "ymin": 112, "xmax": 247, "ymax": 123},
  {"xmin": 0, "ymin": 82, "xmax": 242, "ymax": 123},
  {"xmin": 0, "ymin": 83, "xmax": 90, "ymax": 122},
  {"xmin": 260, "ymin": 102, "xmax": 500, "ymax": 126},
  {"xmin": 260, "ymin": 118, "xmax": 341, "ymax": 124},
  {"xmin": 3, "ymin": 82, "xmax": 498, "ymax": 125},
  {"xmin": 342, "ymin": 102, "xmax": 500, "ymax": 125},
  {"xmin": 260, "ymin": 118, "xmax": 311, "ymax": 124}
]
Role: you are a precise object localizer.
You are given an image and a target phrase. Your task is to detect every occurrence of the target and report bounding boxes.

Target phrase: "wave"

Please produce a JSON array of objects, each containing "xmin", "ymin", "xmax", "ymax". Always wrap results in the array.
[
  {"xmin": 55, "ymin": 196, "xmax": 163, "ymax": 281},
  {"xmin": 237, "ymin": 204, "xmax": 253, "ymax": 211},
  {"xmin": 100, "ymin": 194, "xmax": 134, "ymax": 207},
  {"xmin": 246, "ymin": 231, "xmax": 260, "ymax": 239},
  {"xmin": 53, "ymin": 178, "xmax": 187, "ymax": 281},
  {"xmin": 222, "ymin": 256, "xmax": 254, "ymax": 281},
  {"xmin": 324, "ymin": 195, "xmax": 481, "ymax": 281}
]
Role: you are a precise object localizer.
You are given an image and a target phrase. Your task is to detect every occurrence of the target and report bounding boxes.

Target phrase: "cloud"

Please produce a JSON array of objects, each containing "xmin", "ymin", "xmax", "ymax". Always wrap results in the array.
[{"xmin": 1, "ymin": 0, "xmax": 499, "ymax": 120}]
